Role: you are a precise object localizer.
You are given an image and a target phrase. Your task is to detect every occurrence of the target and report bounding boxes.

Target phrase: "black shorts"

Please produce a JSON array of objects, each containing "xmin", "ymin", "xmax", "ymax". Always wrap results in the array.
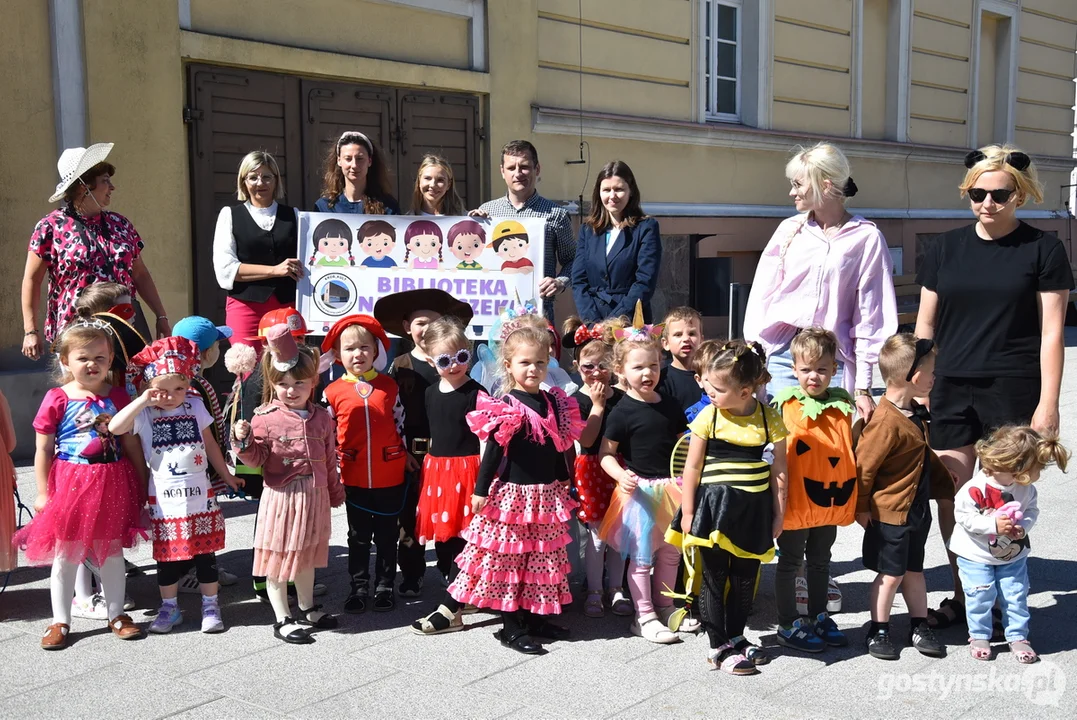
[
  {"xmin": 929, "ymin": 375, "xmax": 1040, "ymax": 451},
  {"xmin": 862, "ymin": 502, "xmax": 932, "ymax": 576}
]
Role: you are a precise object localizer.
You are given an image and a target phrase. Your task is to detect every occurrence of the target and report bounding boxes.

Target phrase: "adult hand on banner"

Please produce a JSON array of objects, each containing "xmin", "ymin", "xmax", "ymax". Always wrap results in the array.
[
  {"xmin": 275, "ymin": 258, "xmax": 304, "ymax": 281},
  {"xmin": 538, "ymin": 276, "xmax": 562, "ymax": 298},
  {"xmin": 467, "ymin": 209, "xmax": 490, "ymax": 219}
]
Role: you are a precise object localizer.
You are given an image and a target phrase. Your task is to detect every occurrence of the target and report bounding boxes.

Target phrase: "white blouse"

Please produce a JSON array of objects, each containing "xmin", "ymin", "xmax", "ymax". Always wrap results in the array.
[{"xmin": 212, "ymin": 202, "xmax": 293, "ymax": 290}]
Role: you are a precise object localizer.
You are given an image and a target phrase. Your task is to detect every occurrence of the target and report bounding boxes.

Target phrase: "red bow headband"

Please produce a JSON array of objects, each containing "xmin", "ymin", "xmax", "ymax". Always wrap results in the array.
[{"xmin": 131, "ymin": 337, "xmax": 201, "ymax": 382}]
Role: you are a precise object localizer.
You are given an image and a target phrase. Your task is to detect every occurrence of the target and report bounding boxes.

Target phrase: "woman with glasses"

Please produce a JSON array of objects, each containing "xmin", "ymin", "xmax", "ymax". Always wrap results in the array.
[
  {"xmin": 915, "ymin": 145, "xmax": 1074, "ymax": 631},
  {"xmin": 212, "ymin": 151, "xmax": 301, "ymax": 348},
  {"xmin": 315, "ymin": 131, "xmax": 400, "ymax": 215}
]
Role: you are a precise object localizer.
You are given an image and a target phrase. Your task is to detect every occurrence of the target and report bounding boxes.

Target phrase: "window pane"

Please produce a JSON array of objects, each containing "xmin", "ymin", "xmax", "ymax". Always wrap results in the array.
[
  {"xmin": 717, "ymin": 79, "xmax": 736, "ymax": 115},
  {"xmin": 716, "ymin": 42, "xmax": 736, "ymax": 77},
  {"xmin": 717, "ymin": 4, "xmax": 737, "ymax": 42},
  {"xmin": 705, "ymin": 1, "xmax": 711, "ymax": 40}
]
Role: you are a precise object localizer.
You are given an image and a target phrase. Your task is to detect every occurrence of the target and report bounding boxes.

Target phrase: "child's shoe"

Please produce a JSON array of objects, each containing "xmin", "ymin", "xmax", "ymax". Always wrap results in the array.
[
  {"xmin": 178, "ymin": 568, "xmax": 201, "ymax": 594},
  {"xmin": 909, "ymin": 622, "xmax": 945, "ymax": 658},
  {"xmin": 41, "ymin": 623, "xmax": 70, "ymax": 650},
  {"xmin": 201, "ymin": 598, "xmax": 225, "ymax": 634},
  {"xmin": 812, "ymin": 612, "xmax": 848, "ymax": 647},
  {"xmin": 732, "ymin": 635, "xmax": 771, "ymax": 665},
  {"xmin": 372, "ymin": 586, "xmax": 396, "ymax": 612},
  {"xmin": 776, "ymin": 619, "xmax": 825, "ymax": 653},
  {"xmin": 71, "ymin": 594, "xmax": 109, "ymax": 620},
  {"xmin": 866, "ymin": 627, "xmax": 899, "ymax": 660},
  {"xmin": 584, "ymin": 591, "xmax": 605, "ymax": 618},
  {"xmin": 149, "ymin": 602, "xmax": 183, "ymax": 634},
  {"xmin": 657, "ymin": 604, "xmax": 701, "ymax": 633},
  {"xmin": 608, "ymin": 587, "xmax": 633, "ymax": 616},
  {"xmin": 631, "ymin": 613, "xmax": 678, "ymax": 644},
  {"xmin": 399, "ymin": 576, "xmax": 423, "ymax": 598},
  {"xmin": 344, "ymin": 579, "xmax": 369, "ymax": 614},
  {"xmin": 297, "ymin": 604, "xmax": 339, "ymax": 630},
  {"xmin": 411, "ymin": 605, "xmax": 464, "ymax": 635},
  {"xmin": 708, "ymin": 642, "xmax": 757, "ymax": 675},
  {"xmin": 827, "ymin": 576, "xmax": 842, "ymax": 614},
  {"xmin": 217, "ymin": 566, "xmax": 238, "ymax": 587}
]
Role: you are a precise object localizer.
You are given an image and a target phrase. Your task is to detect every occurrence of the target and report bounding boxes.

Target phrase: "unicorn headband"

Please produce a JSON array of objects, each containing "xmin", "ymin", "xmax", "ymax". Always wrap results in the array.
[
  {"xmin": 494, "ymin": 293, "xmax": 542, "ymax": 343},
  {"xmin": 613, "ymin": 301, "xmax": 663, "ymax": 342}
]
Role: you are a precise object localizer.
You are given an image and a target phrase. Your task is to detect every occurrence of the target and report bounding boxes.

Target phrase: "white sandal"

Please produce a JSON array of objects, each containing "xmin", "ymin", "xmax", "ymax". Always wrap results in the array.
[
  {"xmin": 631, "ymin": 613, "xmax": 679, "ymax": 644},
  {"xmin": 657, "ymin": 605, "xmax": 701, "ymax": 633},
  {"xmin": 410, "ymin": 605, "xmax": 463, "ymax": 635}
]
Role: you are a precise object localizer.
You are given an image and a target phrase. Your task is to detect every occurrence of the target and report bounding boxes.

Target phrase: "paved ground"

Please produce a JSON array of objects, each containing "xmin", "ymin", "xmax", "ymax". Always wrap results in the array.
[{"xmin": 3, "ymin": 334, "xmax": 1076, "ymax": 719}]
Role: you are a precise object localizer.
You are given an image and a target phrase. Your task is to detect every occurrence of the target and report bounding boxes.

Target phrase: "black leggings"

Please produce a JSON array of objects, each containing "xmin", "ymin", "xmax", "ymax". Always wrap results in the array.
[
  {"xmin": 438, "ymin": 537, "xmax": 468, "ymax": 613},
  {"xmin": 698, "ymin": 546, "xmax": 759, "ymax": 649},
  {"xmin": 157, "ymin": 553, "xmax": 218, "ymax": 587}
]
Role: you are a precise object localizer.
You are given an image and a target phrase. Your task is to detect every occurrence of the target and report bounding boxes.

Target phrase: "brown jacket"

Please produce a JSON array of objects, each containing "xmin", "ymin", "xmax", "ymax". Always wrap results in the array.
[{"xmin": 856, "ymin": 398, "xmax": 954, "ymax": 524}]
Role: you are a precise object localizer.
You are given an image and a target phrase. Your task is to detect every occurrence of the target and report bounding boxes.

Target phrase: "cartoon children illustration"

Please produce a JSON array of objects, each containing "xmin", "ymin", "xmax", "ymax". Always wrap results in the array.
[
  {"xmin": 308, "ymin": 218, "xmax": 355, "ymax": 267},
  {"xmin": 447, "ymin": 220, "xmax": 486, "ymax": 271},
  {"xmin": 403, "ymin": 220, "xmax": 443, "ymax": 270},
  {"xmin": 79, "ymin": 413, "xmax": 118, "ymax": 464},
  {"xmin": 490, "ymin": 220, "xmax": 534, "ymax": 275},
  {"xmin": 357, "ymin": 219, "xmax": 399, "ymax": 269}
]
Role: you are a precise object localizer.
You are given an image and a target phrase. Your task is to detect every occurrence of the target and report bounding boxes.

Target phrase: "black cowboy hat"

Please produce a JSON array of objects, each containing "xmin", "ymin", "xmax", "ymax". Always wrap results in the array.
[{"xmin": 373, "ymin": 288, "xmax": 474, "ymax": 334}]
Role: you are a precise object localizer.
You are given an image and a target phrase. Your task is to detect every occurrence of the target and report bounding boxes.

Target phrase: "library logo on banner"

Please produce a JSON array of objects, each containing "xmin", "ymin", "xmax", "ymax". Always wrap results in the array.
[{"xmin": 313, "ymin": 273, "xmax": 357, "ymax": 317}]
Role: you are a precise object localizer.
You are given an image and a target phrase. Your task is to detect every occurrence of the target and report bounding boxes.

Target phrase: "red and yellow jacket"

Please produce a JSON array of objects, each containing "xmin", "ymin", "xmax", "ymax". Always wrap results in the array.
[{"xmin": 324, "ymin": 369, "xmax": 406, "ymax": 489}]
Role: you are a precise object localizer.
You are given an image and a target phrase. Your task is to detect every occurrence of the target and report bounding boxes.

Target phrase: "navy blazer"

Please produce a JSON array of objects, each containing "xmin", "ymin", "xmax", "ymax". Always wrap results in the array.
[{"xmin": 571, "ymin": 217, "xmax": 662, "ymax": 323}]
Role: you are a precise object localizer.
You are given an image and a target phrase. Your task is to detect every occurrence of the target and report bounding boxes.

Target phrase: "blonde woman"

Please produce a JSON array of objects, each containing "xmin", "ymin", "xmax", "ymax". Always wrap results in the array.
[
  {"xmin": 212, "ymin": 150, "xmax": 301, "ymax": 346},
  {"xmin": 743, "ymin": 142, "xmax": 897, "ymax": 422},
  {"xmin": 915, "ymin": 145, "xmax": 1074, "ymax": 630},
  {"xmin": 409, "ymin": 154, "xmax": 466, "ymax": 216}
]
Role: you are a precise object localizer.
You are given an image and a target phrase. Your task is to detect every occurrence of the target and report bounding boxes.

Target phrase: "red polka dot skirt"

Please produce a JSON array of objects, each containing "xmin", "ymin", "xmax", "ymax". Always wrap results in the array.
[
  {"xmin": 573, "ymin": 454, "xmax": 617, "ymax": 525},
  {"xmin": 416, "ymin": 455, "xmax": 481, "ymax": 545}
]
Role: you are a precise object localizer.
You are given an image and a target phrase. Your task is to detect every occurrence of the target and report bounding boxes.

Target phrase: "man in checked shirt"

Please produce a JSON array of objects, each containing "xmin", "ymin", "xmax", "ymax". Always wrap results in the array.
[{"xmin": 470, "ymin": 140, "xmax": 576, "ymax": 322}]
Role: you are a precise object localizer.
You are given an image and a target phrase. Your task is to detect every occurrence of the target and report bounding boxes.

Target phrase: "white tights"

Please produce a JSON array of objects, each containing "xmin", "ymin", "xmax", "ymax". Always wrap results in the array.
[
  {"xmin": 52, "ymin": 555, "xmax": 126, "ymax": 624},
  {"xmin": 584, "ymin": 525, "xmax": 624, "ymax": 594},
  {"xmin": 266, "ymin": 567, "xmax": 321, "ymax": 632}
]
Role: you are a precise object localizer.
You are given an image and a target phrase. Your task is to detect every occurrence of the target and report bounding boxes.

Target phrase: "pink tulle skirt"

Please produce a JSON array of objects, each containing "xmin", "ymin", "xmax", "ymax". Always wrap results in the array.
[
  {"xmin": 416, "ymin": 454, "xmax": 480, "ymax": 545},
  {"xmin": 14, "ymin": 458, "xmax": 147, "ymax": 567},
  {"xmin": 448, "ymin": 481, "xmax": 577, "ymax": 615},
  {"xmin": 598, "ymin": 476, "xmax": 682, "ymax": 566},
  {"xmin": 253, "ymin": 476, "xmax": 332, "ymax": 582}
]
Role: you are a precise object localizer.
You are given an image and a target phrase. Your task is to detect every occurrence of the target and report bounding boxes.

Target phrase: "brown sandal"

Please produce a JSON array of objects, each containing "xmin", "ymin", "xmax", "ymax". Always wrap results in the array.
[
  {"xmin": 41, "ymin": 623, "xmax": 70, "ymax": 650},
  {"xmin": 109, "ymin": 614, "xmax": 143, "ymax": 640}
]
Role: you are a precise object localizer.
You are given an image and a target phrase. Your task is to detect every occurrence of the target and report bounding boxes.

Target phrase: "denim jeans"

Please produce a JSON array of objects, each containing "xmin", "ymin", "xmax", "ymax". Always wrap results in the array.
[
  {"xmin": 765, "ymin": 344, "xmax": 845, "ymax": 402},
  {"xmin": 956, "ymin": 555, "xmax": 1031, "ymax": 642}
]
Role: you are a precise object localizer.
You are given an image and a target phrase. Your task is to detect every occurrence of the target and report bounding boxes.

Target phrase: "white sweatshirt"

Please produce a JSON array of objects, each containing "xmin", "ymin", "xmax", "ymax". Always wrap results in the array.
[{"xmin": 949, "ymin": 470, "xmax": 1039, "ymax": 565}]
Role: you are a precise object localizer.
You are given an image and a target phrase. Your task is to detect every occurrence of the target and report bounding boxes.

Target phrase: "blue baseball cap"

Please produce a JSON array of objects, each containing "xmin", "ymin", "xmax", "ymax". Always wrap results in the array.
[{"xmin": 172, "ymin": 316, "xmax": 233, "ymax": 352}]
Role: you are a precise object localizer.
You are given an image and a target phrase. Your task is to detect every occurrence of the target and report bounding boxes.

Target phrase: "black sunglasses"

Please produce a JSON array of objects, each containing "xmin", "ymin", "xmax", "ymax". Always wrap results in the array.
[
  {"xmin": 906, "ymin": 338, "xmax": 936, "ymax": 382},
  {"xmin": 967, "ymin": 187, "xmax": 1015, "ymax": 204},
  {"xmin": 434, "ymin": 348, "xmax": 471, "ymax": 370}
]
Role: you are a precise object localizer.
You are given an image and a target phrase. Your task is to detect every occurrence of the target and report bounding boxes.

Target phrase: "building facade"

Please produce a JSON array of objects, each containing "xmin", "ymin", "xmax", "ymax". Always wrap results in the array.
[{"xmin": 1, "ymin": 0, "xmax": 1076, "ymax": 452}]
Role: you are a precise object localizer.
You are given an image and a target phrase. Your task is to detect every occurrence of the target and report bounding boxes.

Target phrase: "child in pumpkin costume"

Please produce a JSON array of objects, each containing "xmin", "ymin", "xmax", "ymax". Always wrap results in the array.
[{"xmin": 772, "ymin": 329, "xmax": 855, "ymax": 653}]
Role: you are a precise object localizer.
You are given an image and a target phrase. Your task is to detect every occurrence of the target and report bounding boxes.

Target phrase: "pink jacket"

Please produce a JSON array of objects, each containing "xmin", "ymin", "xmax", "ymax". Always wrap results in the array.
[
  {"xmin": 743, "ymin": 213, "xmax": 897, "ymax": 391},
  {"xmin": 234, "ymin": 400, "xmax": 344, "ymax": 505}
]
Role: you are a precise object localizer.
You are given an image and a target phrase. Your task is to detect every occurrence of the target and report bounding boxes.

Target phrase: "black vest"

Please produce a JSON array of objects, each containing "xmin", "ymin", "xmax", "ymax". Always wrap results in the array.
[{"xmin": 229, "ymin": 203, "xmax": 297, "ymax": 303}]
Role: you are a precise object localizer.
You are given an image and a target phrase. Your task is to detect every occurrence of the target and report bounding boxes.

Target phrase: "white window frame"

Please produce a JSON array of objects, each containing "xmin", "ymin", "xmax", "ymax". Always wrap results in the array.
[
  {"xmin": 700, "ymin": 0, "xmax": 743, "ymax": 123},
  {"xmin": 968, "ymin": 0, "xmax": 1019, "ymax": 146}
]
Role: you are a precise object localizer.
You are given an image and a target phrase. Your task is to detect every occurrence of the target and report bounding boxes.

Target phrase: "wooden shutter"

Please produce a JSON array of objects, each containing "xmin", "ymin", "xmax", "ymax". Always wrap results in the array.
[{"xmin": 398, "ymin": 91, "xmax": 481, "ymax": 210}]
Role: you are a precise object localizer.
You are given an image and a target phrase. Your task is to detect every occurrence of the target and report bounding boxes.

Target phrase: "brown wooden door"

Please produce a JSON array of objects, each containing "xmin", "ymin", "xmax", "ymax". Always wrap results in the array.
[
  {"xmin": 398, "ymin": 91, "xmax": 481, "ymax": 209},
  {"xmin": 186, "ymin": 64, "xmax": 302, "ymax": 322},
  {"xmin": 300, "ymin": 80, "xmax": 395, "ymax": 211}
]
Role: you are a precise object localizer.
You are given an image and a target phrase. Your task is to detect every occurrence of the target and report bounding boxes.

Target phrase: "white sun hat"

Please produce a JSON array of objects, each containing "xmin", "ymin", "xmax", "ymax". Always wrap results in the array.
[{"xmin": 49, "ymin": 142, "xmax": 114, "ymax": 203}]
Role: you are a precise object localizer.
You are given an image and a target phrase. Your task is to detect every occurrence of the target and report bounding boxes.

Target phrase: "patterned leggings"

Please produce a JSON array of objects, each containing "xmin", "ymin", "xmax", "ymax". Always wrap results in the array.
[{"xmin": 698, "ymin": 546, "xmax": 759, "ymax": 649}]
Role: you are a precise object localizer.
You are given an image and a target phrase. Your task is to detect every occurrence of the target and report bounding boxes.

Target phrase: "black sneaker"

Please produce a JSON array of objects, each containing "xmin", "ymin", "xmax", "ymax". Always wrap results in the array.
[
  {"xmin": 373, "ymin": 588, "xmax": 396, "ymax": 612},
  {"xmin": 344, "ymin": 583, "xmax": 369, "ymax": 614},
  {"xmin": 866, "ymin": 628, "xmax": 900, "ymax": 660},
  {"xmin": 399, "ymin": 577, "xmax": 423, "ymax": 598},
  {"xmin": 909, "ymin": 622, "xmax": 946, "ymax": 658}
]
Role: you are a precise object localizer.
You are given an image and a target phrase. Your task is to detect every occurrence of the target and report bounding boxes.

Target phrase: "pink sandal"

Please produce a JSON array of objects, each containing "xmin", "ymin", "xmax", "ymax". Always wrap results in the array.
[
  {"xmin": 968, "ymin": 639, "xmax": 993, "ymax": 661},
  {"xmin": 708, "ymin": 641, "xmax": 758, "ymax": 675},
  {"xmin": 1009, "ymin": 640, "xmax": 1038, "ymax": 664}
]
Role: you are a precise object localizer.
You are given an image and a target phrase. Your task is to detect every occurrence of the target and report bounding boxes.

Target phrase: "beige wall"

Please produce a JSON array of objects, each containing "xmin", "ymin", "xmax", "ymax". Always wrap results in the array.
[
  {"xmin": 189, "ymin": 0, "xmax": 471, "ymax": 70},
  {"xmin": 1015, "ymin": 3, "xmax": 1077, "ymax": 156},
  {"xmin": 0, "ymin": 2, "xmax": 56, "ymax": 350}
]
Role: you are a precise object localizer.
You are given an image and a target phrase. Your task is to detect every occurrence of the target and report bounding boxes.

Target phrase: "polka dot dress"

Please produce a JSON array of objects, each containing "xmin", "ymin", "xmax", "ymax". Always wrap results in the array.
[
  {"xmin": 416, "ymin": 455, "xmax": 481, "ymax": 545},
  {"xmin": 573, "ymin": 454, "xmax": 617, "ymax": 524}
]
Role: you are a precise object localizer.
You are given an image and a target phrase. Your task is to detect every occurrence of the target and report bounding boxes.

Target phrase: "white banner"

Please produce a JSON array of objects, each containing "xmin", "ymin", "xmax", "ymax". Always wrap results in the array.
[{"xmin": 296, "ymin": 213, "xmax": 547, "ymax": 339}]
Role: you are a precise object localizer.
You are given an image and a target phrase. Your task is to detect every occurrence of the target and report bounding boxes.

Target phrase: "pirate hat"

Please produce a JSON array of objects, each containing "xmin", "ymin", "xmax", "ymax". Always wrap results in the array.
[
  {"xmin": 373, "ymin": 288, "xmax": 474, "ymax": 335},
  {"xmin": 92, "ymin": 311, "xmax": 148, "ymax": 372}
]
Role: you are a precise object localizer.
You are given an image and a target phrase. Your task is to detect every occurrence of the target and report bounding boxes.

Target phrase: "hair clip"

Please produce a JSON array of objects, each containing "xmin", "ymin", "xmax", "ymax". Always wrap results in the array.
[{"xmin": 843, "ymin": 177, "xmax": 858, "ymax": 197}]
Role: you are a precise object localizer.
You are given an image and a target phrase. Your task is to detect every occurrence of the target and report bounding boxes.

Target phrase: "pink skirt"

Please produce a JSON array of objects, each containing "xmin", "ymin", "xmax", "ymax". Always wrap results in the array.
[
  {"xmin": 14, "ymin": 458, "xmax": 147, "ymax": 567},
  {"xmin": 573, "ymin": 454, "xmax": 617, "ymax": 525},
  {"xmin": 416, "ymin": 454, "xmax": 480, "ymax": 545},
  {"xmin": 253, "ymin": 476, "xmax": 332, "ymax": 582},
  {"xmin": 448, "ymin": 481, "xmax": 577, "ymax": 616},
  {"xmin": 1, "ymin": 449, "xmax": 16, "ymax": 572}
]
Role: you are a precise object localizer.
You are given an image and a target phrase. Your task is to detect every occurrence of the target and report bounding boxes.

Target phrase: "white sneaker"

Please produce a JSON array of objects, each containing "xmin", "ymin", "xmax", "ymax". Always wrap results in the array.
[
  {"xmin": 124, "ymin": 595, "xmax": 136, "ymax": 611},
  {"xmin": 201, "ymin": 603, "xmax": 225, "ymax": 634},
  {"xmin": 217, "ymin": 567, "xmax": 238, "ymax": 587},
  {"xmin": 149, "ymin": 604, "xmax": 183, "ymax": 634},
  {"xmin": 631, "ymin": 614, "xmax": 679, "ymax": 644},
  {"xmin": 71, "ymin": 594, "xmax": 109, "ymax": 620},
  {"xmin": 177, "ymin": 569, "xmax": 201, "ymax": 594}
]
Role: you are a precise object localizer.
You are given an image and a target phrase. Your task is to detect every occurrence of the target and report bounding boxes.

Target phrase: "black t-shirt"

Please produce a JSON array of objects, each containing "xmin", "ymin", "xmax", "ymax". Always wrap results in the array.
[
  {"xmin": 604, "ymin": 392, "xmax": 687, "ymax": 478},
  {"xmin": 389, "ymin": 353, "xmax": 440, "ymax": 442},
  {"xmin": 657, "ymin": 364, "xmax": 702, "ymax": 413},
  {"xmin": 574, "ymin": 387, "xmax": 625, "ymax": 455},
  {"xmin": 474, "ymin": 390, "xmax": 570, "ymax": 496},
  {"xmin": 425, "ymin": 378, "xmax": 483, "ymax": 457},
  {"xmin": 917, "ymin": 222, "xmax": 1073, "ymax": 377}
]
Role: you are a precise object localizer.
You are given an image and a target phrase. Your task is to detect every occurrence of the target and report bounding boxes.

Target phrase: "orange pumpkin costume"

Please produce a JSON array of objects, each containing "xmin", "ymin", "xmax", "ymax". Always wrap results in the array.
[{"xmin": 774, "ymin": 386, "xmax": 857, "ymax": 531}]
